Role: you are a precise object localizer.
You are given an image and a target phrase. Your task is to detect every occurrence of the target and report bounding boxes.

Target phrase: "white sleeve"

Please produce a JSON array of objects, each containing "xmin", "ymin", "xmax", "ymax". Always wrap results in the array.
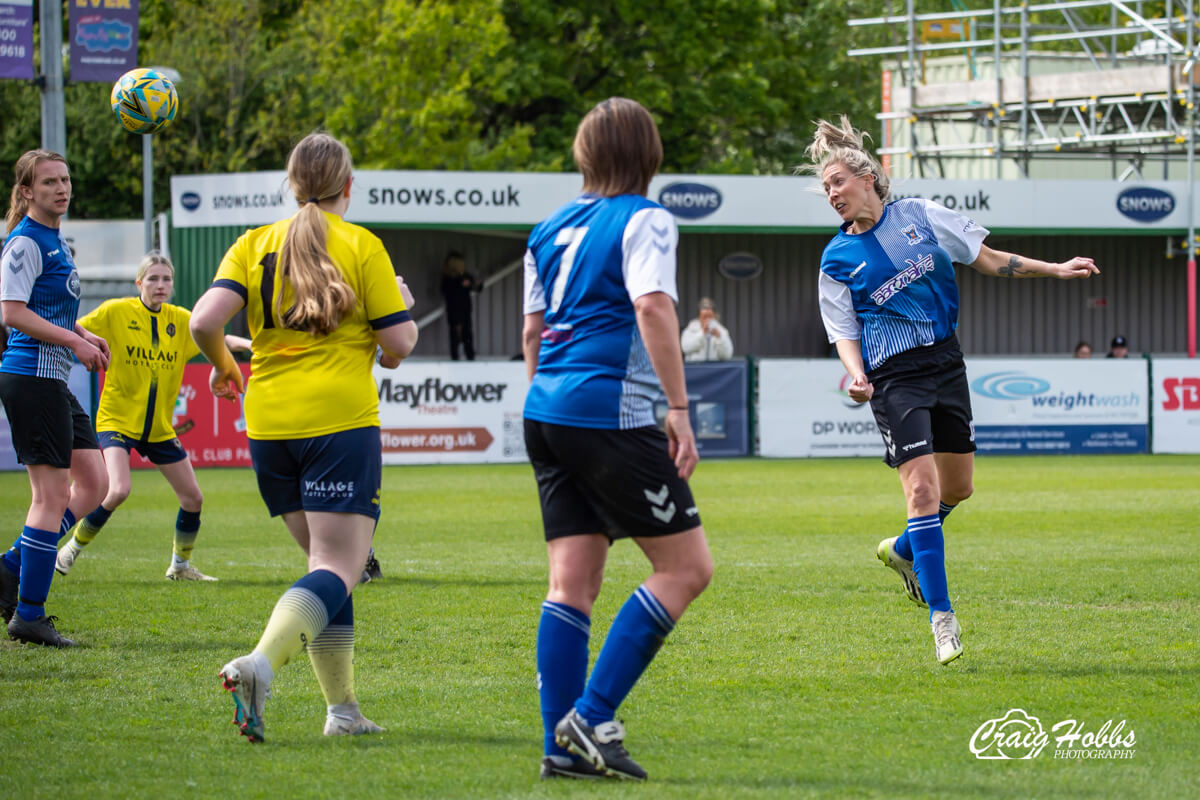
[
  {"xmin": 680, "ymin": 319, "xmax": 704, "ymax": 358},
  {"xmin": 713, "ymin": 321, "xmax": 733, "ymax": 360},
  {"xmin": 622, "ymin": 207, "xmax": 678, "ymax": 303},
  {"xmin": 0, "ymin": 236, "xmax": 45, "ymax": 303},
  {"xmin": 818, "ymin": 270, "xmax": 861, "ymax": 343},
  {"xmin": 924, "ymin": 199, "xmax": 988, "ymax": 265},
  {"xmin": 522, "ymin": 247, "xmax": 546, "ymax": 314}
]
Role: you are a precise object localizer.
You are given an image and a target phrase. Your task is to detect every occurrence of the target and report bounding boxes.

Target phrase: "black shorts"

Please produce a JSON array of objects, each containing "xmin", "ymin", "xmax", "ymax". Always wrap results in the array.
[
  {"xmin": 867, "ymin": 335, "xmax": 976, "ymax": 468},
  {"xmin": 524, "ymin": 419, "xmax": 702, "ymax": 541},
  {"xmin": 248, "ymin": 426, "xmax": 382, "ymax": 519},
  {"xmin": 98, "ymin": 430, "xmax": 188, "ymax": 465},
  {"xmin": 0, "ymin": 372, "xmax": 99, "ymax": 468}
]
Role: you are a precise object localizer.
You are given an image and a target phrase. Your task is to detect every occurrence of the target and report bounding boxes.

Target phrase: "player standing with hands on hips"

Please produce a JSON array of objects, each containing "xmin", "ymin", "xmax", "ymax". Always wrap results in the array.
[
  {"xmin": 0, "ymin": 150, "xmax": 109, "ymax": 646},
  {"xmin": 190, "ymin": 132, "xmax": 418, "ymax": 742},
  {"xmin": 808, "ymin": 117, "xmax": 1098, "ymax": 664},
  {"xmin": 523, "ymin": 97, "xmax": 713, "ymax": 781}
]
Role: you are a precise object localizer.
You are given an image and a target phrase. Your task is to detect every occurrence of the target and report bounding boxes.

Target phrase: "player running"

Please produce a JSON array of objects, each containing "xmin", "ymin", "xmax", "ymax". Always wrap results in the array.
[
  {"xmin": 0, "ymin": 149, "xmax": 109, "ymax": 646},
  {"xmin": 524, "ymin": 97, "xmax": 713, "ymax": 781},
  {"xmin": 809, "ymin": 117, "xmax": 1098, "ymax": 664},
  {"xmin": 190, "ymin": 132, "xmax": 418, "ymax": 742},
  {"xmin": 54, "ymin": 250, "xmax": 248, "ymax": 581}
]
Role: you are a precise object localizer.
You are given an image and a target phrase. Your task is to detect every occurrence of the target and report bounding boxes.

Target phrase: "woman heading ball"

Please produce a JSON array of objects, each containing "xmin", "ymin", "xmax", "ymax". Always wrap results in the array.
[
  {"xmin": 809, "ymin": 117, "xmax": 1098, "ymax": 665},
  {"xmin": 190, "ymin": 132, "xmax": 418, "ymax": 742}
]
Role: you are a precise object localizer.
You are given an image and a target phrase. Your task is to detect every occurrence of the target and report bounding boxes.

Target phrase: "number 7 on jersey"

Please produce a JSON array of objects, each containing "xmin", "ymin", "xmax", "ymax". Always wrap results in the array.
[{"xmin": 549, "ymin": 227, "xmax": 588, "ymax": 313}]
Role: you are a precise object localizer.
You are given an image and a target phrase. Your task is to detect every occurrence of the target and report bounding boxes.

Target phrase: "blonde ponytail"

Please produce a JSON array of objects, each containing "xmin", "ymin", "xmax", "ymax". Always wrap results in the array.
[
  {"xmin": 802, "ymin": 116, "xmax": 890, "ymax": 203},
  {"xmin": 7, "ymin": 150, "xmax": 68, "ymax": 234},
  {"xmin": 275, "ymin": 133, "xmax": 357, "ymax": 337}
]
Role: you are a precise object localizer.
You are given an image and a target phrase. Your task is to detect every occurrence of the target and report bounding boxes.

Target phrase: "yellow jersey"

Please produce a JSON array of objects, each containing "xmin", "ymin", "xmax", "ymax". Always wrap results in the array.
[
  {"xmin": 211, "ymin": 211, "xmax": 409, "ymax": 440},
  {"xmin": 78, "ymin": 297, "xmax": 202, "ymax": 442}
]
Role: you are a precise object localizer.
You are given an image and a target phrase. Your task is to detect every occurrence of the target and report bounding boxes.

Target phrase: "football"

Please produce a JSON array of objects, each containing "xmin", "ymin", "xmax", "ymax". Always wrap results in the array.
[{"xmin": 110, "ymin": 68, "xmax": 178, "ymax": 135}]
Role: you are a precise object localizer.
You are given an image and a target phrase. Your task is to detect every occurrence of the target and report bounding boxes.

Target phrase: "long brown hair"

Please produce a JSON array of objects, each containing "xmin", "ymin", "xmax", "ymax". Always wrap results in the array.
[
  {"xmin": 803, "ymin": 116, "xmax": 890, "ymax": 203},
  {"xmin": 7, "ymin": 150, "xmax": 68, "ymax": 234},
  {"xmin": 573, "ymin": 98, "xmax": 663, "ymax": 198},
  {"xmin": 275, "ymin": 133, "xmax": 357, "ymax": 336}
]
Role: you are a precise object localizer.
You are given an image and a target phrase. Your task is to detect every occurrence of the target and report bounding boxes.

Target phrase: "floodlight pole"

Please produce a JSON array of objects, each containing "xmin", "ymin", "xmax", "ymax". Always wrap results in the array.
[
  {"xmin": 39, "ymin": 0, "xmax": 66, "ymax": 157},
  {"xmin": 143, "ymin": 134, "xmax": 154, "ymax": 252}
]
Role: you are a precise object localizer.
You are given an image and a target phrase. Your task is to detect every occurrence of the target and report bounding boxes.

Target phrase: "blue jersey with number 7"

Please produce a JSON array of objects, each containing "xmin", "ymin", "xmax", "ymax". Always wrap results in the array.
[{"xmin": 522, "ymin": 193, "xmax": 679, "ymax": 430}]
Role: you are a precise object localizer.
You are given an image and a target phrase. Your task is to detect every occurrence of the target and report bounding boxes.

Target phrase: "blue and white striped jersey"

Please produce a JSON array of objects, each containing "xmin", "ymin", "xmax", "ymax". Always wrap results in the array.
[
  {"xmin": 818, "ymin": 198, "xmax": 987, "ymax": 371},
  {"xmin": 0, "ymin": 216, "xmax": 81, "ymax": 381},
  {"xmin": 523, "ymin": 193, "xmax": 679, "ymax": 430}
]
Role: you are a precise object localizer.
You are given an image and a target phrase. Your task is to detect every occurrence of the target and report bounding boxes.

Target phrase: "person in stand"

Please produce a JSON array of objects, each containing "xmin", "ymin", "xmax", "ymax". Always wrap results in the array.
[
  {"xmin": 809, "ymin": 116, "xmax": 1098, "ymax": 665},
  {"xmin": 440, "ymin": 250, "xmax": 482, "ymax": 360},
  {"xmin": 0, "ymin": 149, "xmax": 110, "ymax": 646},
  {"xmin": 1074, "ymin": 341, "xmax": 1092, "ymax": 358},
  {"xmin": 680, "ymin": 297, "xmax": 733, "ymax": 361},
  {"xmin": 523, "ymin": 97, "xmax": 713, "ymax": 781},
  {"xmin": 1106, "ymin": 335, "xmax": 1129, "ymax": 358},
  {"xmin": 190, "ymin": 132, "xmax": 418, "ymax": 742},
  {"xmin": 53, "ymin": 250, "xmax": 250, "ymax": 581}
]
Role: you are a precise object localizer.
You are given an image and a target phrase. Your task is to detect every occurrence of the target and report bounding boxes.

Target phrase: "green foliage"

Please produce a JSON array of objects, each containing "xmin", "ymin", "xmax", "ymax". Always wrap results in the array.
[
  {"xmin": 1, "ymin": 0, "xmax": 886, "ymax": 218},
  {"xmin": 0, "ymin": 455, "xmax": 1196, "ymax": 797},
  {"xmin": 301, "ymin": 0, "xmax": 533, "ymax": 170}
]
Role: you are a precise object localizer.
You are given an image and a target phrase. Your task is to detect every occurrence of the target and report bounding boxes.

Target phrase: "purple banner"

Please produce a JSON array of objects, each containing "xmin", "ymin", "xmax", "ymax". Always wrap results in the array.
[
  {"xmin": 69, "ymin": 0, "xmax": 139, "ymax": 83},
  {"xmin": 0, "ymin": 0, "xmax": 34, "ymax": 80}
]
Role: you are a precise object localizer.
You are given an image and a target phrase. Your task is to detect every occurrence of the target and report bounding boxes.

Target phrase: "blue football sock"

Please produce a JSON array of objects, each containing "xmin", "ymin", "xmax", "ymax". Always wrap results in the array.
[
  {"xmin": 85, "ymin": 504, "xmax": 114, "ymax": 530},
  {"xmin": 895, "ymin": 502, "xmax": 958, "ymax": 562},
  {"xmin": 16, "ymin": 526, "xmax": 59, "ymax": 621},
  {"xmin": 2, "ymin": 533, "xmax": 20, "ymax": 572},
  {"xmin": 906, "ymin": 514, "xmax": 952, "ymax": 615},
  {"xmin": 58, "ymin": 509, "xmax": 76, "ymax": 542},
  {"xmin": 576, "ymin": 586, "xmax": 674, "ymax": 726},
  {"xmin": 537, "ymin": 601, "xmax": 590, "ymax": 757}
]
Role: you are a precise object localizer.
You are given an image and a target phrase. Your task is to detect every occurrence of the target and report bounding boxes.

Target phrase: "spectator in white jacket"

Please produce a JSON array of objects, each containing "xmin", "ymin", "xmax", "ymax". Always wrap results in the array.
[{"xmin": 680, "ymin": 297, "xmax": 733, "ymax": 361}]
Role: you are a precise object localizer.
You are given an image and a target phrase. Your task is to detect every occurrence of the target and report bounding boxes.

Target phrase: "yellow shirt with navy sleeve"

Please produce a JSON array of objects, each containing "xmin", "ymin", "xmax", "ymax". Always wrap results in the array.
[
  {"xmin": 211, "ymin": 211, "xmax": 409, "ymax": 440},
  {"xmin": 78, "ymin": 298, "xmax": 202, "ymax": 442}
]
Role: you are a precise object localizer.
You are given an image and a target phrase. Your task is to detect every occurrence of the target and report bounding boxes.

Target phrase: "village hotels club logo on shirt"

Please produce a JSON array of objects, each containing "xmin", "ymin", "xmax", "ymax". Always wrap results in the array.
[
  {"xmin": 970, "ymin": 708, "xmax": 1136, "ymax": 760},
  {"xmin": 1116, "ymin": 187, "xmax": 1174, "ymax": 223},
  {"xmin": 658, "ymin": 182, "xmax": 722, "ymax": 220}
]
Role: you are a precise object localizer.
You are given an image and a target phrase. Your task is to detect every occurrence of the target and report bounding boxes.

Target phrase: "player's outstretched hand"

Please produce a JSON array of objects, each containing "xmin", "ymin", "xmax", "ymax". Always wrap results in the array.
[
  {"xmin": 1054, "ymin": 257, "xmax": 1099, "ymax": 279},
  {"xmin": 847, "ymin": 372, "xmax": 874, "ymax": 404},
  {"xmin": 665, "ymin": 408, "xmax": 699, "ymax": 480},
  {"xmin": 209, "ymin": 362, "xmax": 244, "ymax": 401}
]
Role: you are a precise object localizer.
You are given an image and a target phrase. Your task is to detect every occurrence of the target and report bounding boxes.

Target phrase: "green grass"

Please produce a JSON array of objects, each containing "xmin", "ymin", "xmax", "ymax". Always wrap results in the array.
[{"xmin": 1, "ymin": 455, "xmax": 1197, "ymax": 799}]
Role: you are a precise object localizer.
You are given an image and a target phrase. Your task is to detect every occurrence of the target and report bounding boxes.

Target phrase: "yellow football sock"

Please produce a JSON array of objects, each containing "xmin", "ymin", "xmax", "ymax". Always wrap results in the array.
[
  {"xmin": 72, "ymin": 518, "xmax": 102, "ymax": 547},
  {"xmin": 309, "ymin": 624, "xmax": 356, "ymax": 706},
  {"xmin": 254, "ymin": 587, "xmax": 331, "ymax": 672}
]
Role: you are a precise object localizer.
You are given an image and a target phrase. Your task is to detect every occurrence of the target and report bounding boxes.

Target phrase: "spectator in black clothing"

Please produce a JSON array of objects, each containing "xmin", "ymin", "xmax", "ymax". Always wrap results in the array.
[
  {"xmin": 440, "ymin": 250, "xmax": 482, "ymax": 360},
  {"xmin": 1106, "ymin": 335, "xmax": 1129, "ymax": 358}
]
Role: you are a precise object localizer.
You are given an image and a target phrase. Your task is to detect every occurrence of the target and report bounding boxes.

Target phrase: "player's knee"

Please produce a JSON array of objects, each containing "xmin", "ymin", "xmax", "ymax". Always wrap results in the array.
[
  {"xmin": 180, "ymin": 488, "xmax": 203, "ymax": 512},
  {"xmin": 906, "ymin": 478, "xmax": 939, "ymax": 511},
  {"xmin": 106, "ymin": 483, "xmax": 131, "ymax": 508}
]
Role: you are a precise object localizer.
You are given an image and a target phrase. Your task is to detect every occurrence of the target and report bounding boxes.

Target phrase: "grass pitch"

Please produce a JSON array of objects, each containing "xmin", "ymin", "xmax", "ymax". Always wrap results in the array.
[{"xmin": 1, "ymin": 455, "xmax": 1197, "ymax": 799}]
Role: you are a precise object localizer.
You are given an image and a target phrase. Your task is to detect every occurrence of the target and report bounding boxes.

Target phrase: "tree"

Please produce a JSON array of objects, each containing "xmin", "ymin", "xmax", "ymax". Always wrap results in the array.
[
  {"xmin": 300, "ymin": 0, "xmax": 532, "ymax": 170},
  {"xmin": 483, "ymin": 0, "xmax": 884, "ymax": 174}
]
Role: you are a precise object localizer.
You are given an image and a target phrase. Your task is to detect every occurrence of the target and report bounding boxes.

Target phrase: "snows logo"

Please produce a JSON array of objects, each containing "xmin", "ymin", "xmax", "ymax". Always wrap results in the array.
[
  {"xmin": 970, "ymin": 709, "xmax": 1049, "ymax": 759},
  {"xmin": 970, "ymin": 709, "xmax": 1137, "ymax": 760}
]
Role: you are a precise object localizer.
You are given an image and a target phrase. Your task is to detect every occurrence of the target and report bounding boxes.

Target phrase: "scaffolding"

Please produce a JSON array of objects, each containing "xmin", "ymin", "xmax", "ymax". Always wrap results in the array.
[
  {"xmin": 849, "ymin": 1, "xmax": 1198, "ymax": 180},
  {"xmin": 849, "ymin": 1, "xmax": 1199, "ymax": 356}
]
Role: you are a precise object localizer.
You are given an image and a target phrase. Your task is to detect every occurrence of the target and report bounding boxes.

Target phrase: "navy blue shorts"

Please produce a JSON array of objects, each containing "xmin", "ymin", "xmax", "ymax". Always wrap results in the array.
[
  {"xmin": 99, "ymin": 430, "xmax": 188, "ymax": 465},
  {"xmin": 248, "ymin": 426, "xmax": 382, "ymax": 519}
]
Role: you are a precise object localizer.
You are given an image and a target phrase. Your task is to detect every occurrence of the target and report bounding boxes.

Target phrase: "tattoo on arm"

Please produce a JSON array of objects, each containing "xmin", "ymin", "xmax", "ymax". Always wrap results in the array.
[{"xmin": 998, "ymin": 255, "xmax": 1029, "ymax": 277}]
